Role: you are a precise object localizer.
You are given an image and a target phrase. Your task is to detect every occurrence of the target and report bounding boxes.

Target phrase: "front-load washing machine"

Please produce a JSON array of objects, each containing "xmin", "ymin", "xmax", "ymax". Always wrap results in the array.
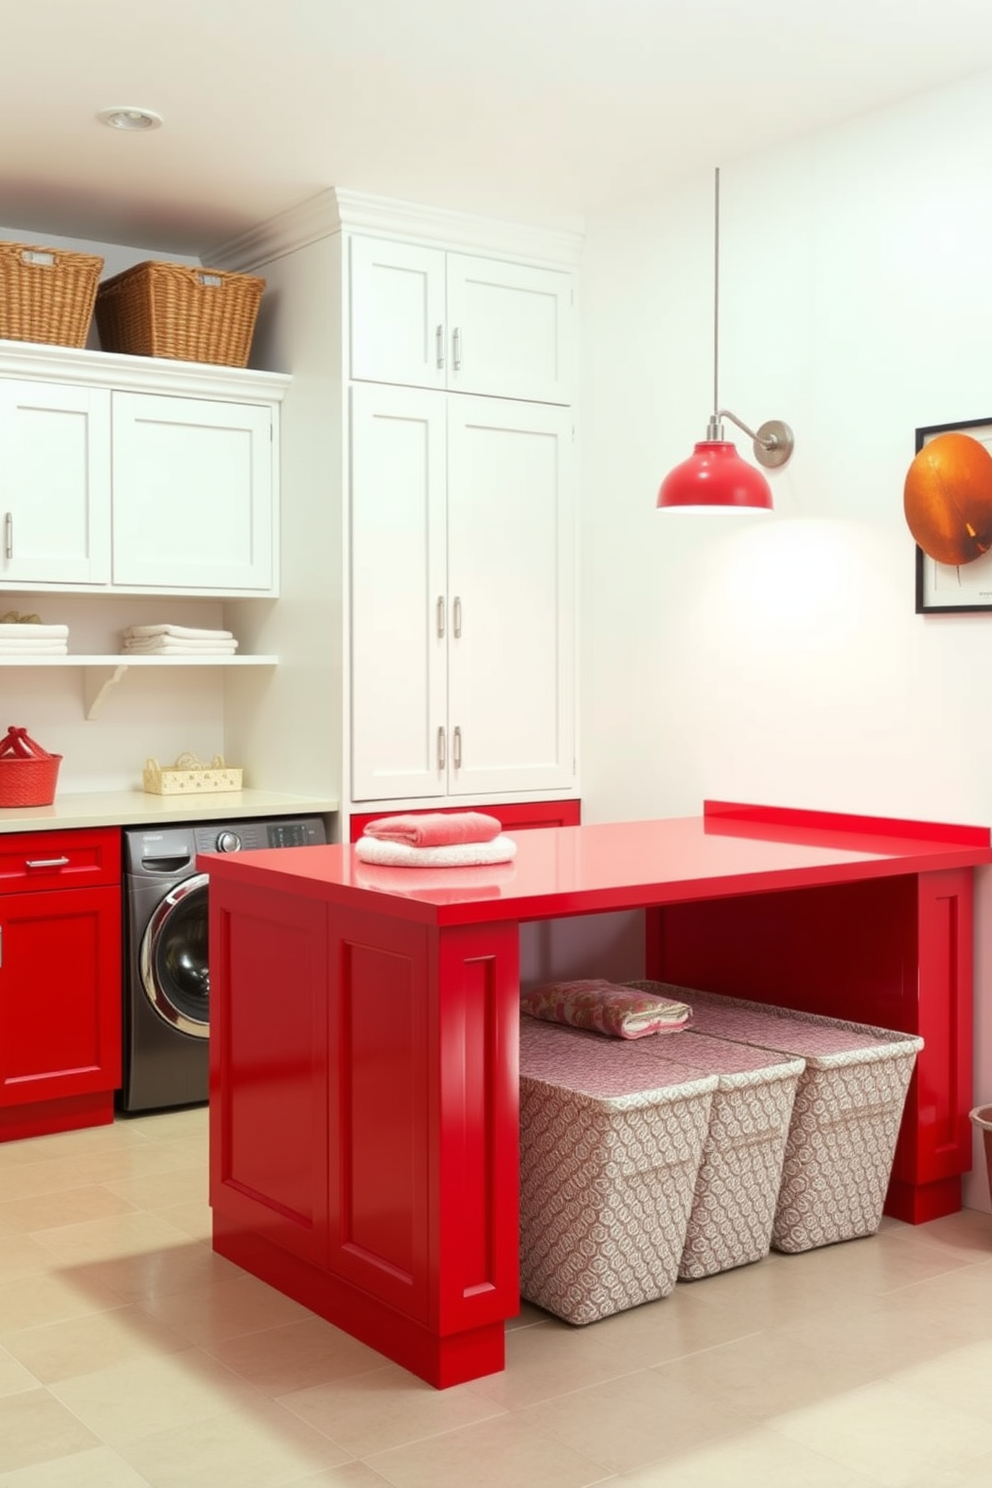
[{"xmin": 120, "ymin": 814, "xmax": 327, "ymax": 1113}]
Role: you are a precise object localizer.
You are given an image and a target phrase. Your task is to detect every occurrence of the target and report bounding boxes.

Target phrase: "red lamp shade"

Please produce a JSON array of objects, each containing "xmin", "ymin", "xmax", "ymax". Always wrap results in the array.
[{"xmin": 657, "ymin": 439, "xmax": 774, "ymax": 513}]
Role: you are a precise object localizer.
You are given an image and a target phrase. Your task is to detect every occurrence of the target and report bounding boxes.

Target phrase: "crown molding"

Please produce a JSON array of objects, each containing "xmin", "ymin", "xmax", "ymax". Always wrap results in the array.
[
  {"xmin": 0, "ymin": 339, "xmax": 290, "ymax": 400},
  {"xmin": 205, "ymin": 188, "xmax": 585, "ymax": 273}
]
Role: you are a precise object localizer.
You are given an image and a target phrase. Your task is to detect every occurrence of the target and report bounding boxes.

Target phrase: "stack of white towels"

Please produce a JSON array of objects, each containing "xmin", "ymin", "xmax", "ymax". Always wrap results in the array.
[
  {"xmin": 0, "ymin": 621, "xmax": 69, "ymax": 655},
  {"xmin": 120, "ymin": 624, "xmax": 239, "ymax": 655}
]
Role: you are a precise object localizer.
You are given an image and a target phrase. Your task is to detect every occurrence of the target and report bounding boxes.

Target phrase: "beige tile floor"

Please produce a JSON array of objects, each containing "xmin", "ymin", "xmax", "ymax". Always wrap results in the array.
[{"xmin": 2, "ymin": 1107, "xmax": 992, "ymax": 1488}]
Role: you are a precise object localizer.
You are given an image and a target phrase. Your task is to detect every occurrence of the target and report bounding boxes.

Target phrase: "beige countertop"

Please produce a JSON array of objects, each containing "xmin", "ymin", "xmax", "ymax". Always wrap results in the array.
[{"xmin": 0, "ymin": 789, "xmax": 340, "ymax": 834}]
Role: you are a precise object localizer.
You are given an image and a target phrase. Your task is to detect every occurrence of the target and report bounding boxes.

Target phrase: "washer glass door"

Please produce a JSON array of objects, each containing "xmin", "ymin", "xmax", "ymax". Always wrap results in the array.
[{"xmin": 139, "ymin": 873, "xmax": 210, "ymax": 1038}]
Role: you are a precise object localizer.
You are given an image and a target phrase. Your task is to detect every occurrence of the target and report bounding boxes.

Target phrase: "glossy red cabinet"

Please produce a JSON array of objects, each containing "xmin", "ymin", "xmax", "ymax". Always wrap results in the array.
[
  {"xmin": 348, "ymin": 798, "xmax": 581, "ymax": 841},
  {"xmin": 0, "ymin": 828, "xmax": 122, "ymax": 1141}
]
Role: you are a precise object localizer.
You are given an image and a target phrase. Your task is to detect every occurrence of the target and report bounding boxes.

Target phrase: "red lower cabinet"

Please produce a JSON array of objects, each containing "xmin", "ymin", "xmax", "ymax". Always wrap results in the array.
[{"xmin": 0, "ymin": 828, "xmax": 122, "ymax": 1141}]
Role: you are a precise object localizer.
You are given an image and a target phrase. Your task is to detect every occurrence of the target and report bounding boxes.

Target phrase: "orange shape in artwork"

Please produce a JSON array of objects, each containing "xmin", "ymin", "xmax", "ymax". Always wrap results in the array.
[{"xmin": 904, "ymin": 432, "xmax": 992, "ymax": 566}]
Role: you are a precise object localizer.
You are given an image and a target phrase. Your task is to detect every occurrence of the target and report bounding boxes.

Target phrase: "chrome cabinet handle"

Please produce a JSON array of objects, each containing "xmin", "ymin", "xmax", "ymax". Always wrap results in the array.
[
  {"xmin": 436, "ymin": 595, "xmax": 446, "ymax": 638},
  {"xmin": 4, "ymin": 512, "xmax": 11, "ymax": 561},
  {"xmin": 435, "ymin": 324, "xmax": 445, "ymax": 369},
  {"xmin": 453, "ymin": 596, "xmax": 462, "ymax": 638},
  {"xmin": 452, "ymin": 327, "xmax": 462, "ymax": 370},
  {"xmin": 453, "ymin": 725, "xmax": 462, "ymax": 769},
  {"xmin": 437, "ymin": 726, "xmax": 446, "ymax": 770},
  {"xmin": 26, "ymin": 856, "xmax": 71, "ymax": 869}
]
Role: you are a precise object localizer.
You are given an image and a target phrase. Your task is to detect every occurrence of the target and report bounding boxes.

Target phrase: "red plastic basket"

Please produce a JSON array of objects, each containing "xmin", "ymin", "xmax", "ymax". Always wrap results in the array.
[{"xmin": 0, "ymin": 726, "xmax": 62, "ymax": 807}]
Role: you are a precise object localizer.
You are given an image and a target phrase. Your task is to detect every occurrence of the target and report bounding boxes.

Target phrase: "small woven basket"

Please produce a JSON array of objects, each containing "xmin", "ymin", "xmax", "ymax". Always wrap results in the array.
[
  {"xmin": 0, "ymin": 241, "xmax": 104, "ymax": 348},
  {"xmin": 0, "ymin": 726, "xmax": 62, "ymax": 807},
  {"xmin": 143, "ymin": 752, "xmax": 243, "ymax": 796},
  {"xmin": 95, "ymin": 261, "xmax": 266, "ymax": 367}
]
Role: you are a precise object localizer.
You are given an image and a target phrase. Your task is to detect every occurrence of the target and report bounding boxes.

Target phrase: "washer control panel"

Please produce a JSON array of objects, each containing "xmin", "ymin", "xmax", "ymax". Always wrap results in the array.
[{"xmin": 192, "ymin": 816, "xmax": 328, "ymax": 855}]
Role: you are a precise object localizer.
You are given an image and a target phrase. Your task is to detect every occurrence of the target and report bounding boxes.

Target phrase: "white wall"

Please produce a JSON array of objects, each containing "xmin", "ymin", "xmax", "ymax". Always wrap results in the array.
[{"xmin": 579, "ymin": 70, "xmax": 992, "ymax": 1210}]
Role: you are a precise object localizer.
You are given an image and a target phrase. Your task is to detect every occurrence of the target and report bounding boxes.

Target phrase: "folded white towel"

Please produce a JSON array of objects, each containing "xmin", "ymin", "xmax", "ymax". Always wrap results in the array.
[
  {"xmin": 123, "ymin": 624, "xmax": 236, "ymax": 640},
  {"xmin": 0, "ymin": 642, "xmax": 68, "ymax": 654},
  {"xmin": 0, "ymin": 624, "xmax": 69, "ymax": 638},
  {"xmin": 122, "ymin": 639, "xmax": 239, "ymax": 654},
  {"xmin": 355, "ymin": 834, "xmax": 517, "ymax": 868}
]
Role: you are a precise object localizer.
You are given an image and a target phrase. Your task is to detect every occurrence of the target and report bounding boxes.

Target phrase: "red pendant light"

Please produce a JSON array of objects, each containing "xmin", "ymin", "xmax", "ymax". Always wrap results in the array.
[{"xmin": 657, "ymin": 169, "xmax": 794, "ymax": 513}]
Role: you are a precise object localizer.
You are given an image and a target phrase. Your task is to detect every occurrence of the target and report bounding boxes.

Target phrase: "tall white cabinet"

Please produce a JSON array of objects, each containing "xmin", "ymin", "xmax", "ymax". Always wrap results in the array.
[
  {"xmin": 212, "ymin": 190, "xmax": 582, "ymax": 825},
  {"xmin": 350, "ymin": 386, "xmax": 574, "ymax": 801}
]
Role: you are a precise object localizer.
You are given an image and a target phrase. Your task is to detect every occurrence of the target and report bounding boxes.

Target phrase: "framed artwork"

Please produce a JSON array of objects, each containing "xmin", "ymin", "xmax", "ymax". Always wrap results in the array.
[{"xmin": 911, "ymin": 416, "xmax": 992, "ymax": 614}]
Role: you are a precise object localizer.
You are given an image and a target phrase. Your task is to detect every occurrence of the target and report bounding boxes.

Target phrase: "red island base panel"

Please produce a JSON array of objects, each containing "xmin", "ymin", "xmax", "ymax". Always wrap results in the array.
[{"xmin": 203, "ymin": 800, "xmax": 992, "ymax": 1386}]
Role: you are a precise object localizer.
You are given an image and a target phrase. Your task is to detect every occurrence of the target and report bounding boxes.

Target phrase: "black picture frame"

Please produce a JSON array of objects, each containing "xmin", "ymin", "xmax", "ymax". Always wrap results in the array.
[{"xmin": 914, "ymin": 416, "xmax": 992, "ymax": 614}]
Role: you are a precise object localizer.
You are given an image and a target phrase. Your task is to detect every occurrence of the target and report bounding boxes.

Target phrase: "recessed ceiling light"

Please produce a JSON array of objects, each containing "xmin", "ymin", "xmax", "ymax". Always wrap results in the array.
[{"xmin": 96, "ymin": 106, "xmax": 163, "ymax": 131}]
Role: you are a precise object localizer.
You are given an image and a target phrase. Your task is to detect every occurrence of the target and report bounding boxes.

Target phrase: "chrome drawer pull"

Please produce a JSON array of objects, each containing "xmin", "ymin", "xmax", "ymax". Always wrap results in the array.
[
  {"xmin": 437, "ymin": 726, "xmax": 446, "ymax": 770},
  {"xmin": 4, "ymin": 512, "xmax": 11, "ymax": 561},
  {"xmin": 436, "ymin": 595, "xmax": 445, "ymax": 638},
  {"xmin": 25, "ymin": 856, "xmax": 71, "ymax": 869},
  {"xmin": 453, "ymin": 596, "xmax": 462, "ymax": 638},
  {"xmin": 435, "ymin": 324, "xmax": 445, "ymax": 369},
  {"xmin": 453, "ymin": 725, "xmax": 462, "ymax": 768}
]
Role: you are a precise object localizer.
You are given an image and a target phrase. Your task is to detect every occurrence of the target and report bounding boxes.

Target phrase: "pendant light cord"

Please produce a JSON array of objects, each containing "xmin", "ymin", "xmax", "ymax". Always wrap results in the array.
[
  {"xmin": 713, "ymin": 165, "xmax": 720, "ymax": 420},
  {"xmin": 705, "ymin": 167, "xmax": 723, "ymax": 441}
]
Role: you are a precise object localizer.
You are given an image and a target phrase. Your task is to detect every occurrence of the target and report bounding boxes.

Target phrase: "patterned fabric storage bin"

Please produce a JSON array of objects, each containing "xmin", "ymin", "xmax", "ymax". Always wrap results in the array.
[
  {"xmin": 654, "ymin": 1032, "xmax": 805, "ymax": 1280},
  {"xmin": 518, "ymin": 1017, "xmax": 718, "ymax": 1325},
  {"xmin": 628, "ymin": 983, "xmax": 923, "ymax": 1254}
]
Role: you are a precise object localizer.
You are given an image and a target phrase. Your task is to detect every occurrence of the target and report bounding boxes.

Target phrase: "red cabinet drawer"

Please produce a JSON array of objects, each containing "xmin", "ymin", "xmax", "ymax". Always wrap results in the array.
[
  {"xmin": 0, "ymin": 828, "xmax": 121, "ymax": 892},
  {"xmin": 349, "ymin": 799, "xmax": 581, "ymax": 842}
]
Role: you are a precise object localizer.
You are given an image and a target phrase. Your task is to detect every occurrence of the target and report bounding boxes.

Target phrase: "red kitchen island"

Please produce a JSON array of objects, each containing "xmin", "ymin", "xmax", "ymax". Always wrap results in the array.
[{"xmin": 203, "ymin": 801, "xmax": 992, "ymax": 1388}]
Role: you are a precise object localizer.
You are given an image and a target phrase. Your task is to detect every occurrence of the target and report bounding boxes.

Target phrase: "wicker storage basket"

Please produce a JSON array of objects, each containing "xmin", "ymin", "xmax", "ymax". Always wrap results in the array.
[
  {"xmin": 143, "ymin": 752, "xmax": 243, "ymax": 796},
  {"xmin": 95, "ymin": 261, "xmax": 265, "ymax": 366},
  {"xmin": 0, "ymin": 726, "xmax": 62, "ymax": 807},
  {"xmin": 0, "ymin": 241, "xmax": 104, "ymax": 348}
]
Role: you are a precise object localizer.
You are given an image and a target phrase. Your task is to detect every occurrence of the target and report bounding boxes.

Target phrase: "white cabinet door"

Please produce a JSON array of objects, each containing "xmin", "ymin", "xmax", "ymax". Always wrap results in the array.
[
  {"xmin": 111, "ymin": 393, "xmax": 275, "ymax": 593},
  {"xmin": 0, "ymin": 380, "xmax": 111, "ymax": 587},
  {"xmin": 350, "ymin": 384, "xmax": 447, "ymax": 802},
  {"xmin": 446, "ymin": 397, "xmax": 575, "ymax": 796},
  {"xmin": 349, "ymin": 237, "xmax": 574, "ymax": 405},
  {"xmin": 350, "ymin": 238, "xmax": 447, "ymax": 391},
  {"xmin": 446, "ymin": 255, "xmax": 573, "ymax": 405},
  {"xmin": 350, "ymin": 387, "xmax": 576, "ymax": 803}
]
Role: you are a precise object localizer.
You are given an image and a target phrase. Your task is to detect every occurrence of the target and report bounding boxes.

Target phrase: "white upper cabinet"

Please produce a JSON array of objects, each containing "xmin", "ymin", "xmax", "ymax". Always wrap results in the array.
[
  {"xmin": 0, "ymin": 343, "xmax": 288, "ymax": 597},
  {"xmin": 0, "ymin": 380, "xmax": 111, "ymax": 586},
  {"xmin": 111, "ymin": 393, "xmax": 273, "ymax": 592},
  {"xmin": 348, "ymin": 236, "xmax": 574, "ymax": 405}
]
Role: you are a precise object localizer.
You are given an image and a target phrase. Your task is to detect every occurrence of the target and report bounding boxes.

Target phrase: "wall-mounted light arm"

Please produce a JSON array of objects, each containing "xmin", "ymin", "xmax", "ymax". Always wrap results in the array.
[{"xmin": 709, "ymin": 410, "xmax": 795, "ymax": 470}]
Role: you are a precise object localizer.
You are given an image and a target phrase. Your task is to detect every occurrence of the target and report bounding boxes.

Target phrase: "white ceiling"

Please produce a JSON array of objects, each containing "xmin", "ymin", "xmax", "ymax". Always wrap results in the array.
[{"xmin": 7, "ymin": 0, "xmax": 992, "ymax": 254}]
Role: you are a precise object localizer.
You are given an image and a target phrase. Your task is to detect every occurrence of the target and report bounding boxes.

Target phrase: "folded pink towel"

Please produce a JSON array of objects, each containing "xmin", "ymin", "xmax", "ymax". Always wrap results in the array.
[{"xmin": 363, "ymin": 811, "xmax": 502, "ymax": 848}]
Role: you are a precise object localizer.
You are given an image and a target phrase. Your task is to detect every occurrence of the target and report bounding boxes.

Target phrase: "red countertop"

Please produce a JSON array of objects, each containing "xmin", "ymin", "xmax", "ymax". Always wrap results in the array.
[{"xmin": 200, "ymin": 800, "xmax": 992, "ymax": 926}]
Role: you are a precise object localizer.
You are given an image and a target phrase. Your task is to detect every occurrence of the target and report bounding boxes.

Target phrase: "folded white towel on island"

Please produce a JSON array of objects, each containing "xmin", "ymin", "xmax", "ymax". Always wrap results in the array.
[{"xmin": 355, "ymin": 834, "xmax": 517, "ymax": 868}]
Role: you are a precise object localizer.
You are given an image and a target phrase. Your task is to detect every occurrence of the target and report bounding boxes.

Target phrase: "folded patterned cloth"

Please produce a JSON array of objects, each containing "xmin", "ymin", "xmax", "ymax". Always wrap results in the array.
[
  {"xmin": 520, "ymin": 978, "xmax": 692, "ymax": 1040},
  {"xmin": 123, "ymin": 624, "xmax": 236, "ymax": 640},
  {"xmin": 363, "ymin": 811, "xmax": 502, "ymax": 848},
  {"xmin": 355, "ymin": 834, "xmax": 517, "ymax": 868}
]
